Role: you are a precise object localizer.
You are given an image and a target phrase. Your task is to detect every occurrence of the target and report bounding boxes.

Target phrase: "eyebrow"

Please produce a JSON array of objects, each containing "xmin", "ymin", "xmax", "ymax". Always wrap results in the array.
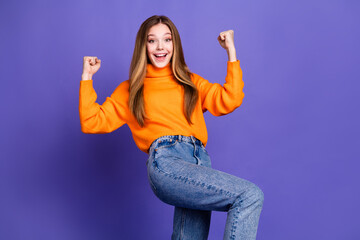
[{"xmin": 147, "ymin": 33, "xmax": 172, "ymax": 37}]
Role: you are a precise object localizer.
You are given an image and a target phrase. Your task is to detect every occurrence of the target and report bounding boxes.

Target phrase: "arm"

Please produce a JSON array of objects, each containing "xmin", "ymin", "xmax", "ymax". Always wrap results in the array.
[
  {"xmin": 192, "ymin": 30, "xmax": 244, "ymax": 116},
  {"xmin": 79, "ymin": 80, "xmax": 128, "ymax": 134},
  {"xmin": 192, "ymin": 60, "xmax": 244, "ymax": 116},
  {"xmin": 79, "ymin": 56, "xmax": 128, "ymax": 133}
]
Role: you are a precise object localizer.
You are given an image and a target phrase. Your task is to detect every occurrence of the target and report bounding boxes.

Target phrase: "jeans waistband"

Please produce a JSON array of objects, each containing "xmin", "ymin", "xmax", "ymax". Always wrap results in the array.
[{"xmin": 148, "ymin": 135, "xmax": 204, "ymax": 154}]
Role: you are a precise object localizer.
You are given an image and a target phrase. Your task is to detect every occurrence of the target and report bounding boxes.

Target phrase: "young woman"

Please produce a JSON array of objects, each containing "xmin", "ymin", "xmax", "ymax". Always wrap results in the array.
[{"xmin": 80, "ymin": 15, "xmax": 264, "ymax": 240}]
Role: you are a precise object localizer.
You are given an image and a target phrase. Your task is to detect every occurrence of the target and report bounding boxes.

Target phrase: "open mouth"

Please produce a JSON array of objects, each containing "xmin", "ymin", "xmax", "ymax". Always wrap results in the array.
[
  {"xmin": 154, "ymin": 53, "xmax": 167, "ymax": 61},
  {"xmin": 154, "ymin": 53, "xmax": 167, "ymax": 57}
]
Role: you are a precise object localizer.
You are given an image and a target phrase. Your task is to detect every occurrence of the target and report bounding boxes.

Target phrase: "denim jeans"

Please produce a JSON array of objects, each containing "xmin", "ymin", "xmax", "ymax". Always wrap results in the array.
[{"xmin": 146, "ymin": 135, "xmax": 264, "ymax": 240}]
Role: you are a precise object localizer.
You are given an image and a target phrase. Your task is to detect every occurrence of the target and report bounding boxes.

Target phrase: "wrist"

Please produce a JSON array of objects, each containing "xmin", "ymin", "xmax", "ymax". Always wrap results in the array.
[
  {"xmin": 81, "ymin": 73, "xmax": 93, "ymax": 80},
  {"xmin": 226, "ymin": 47, "xmax": 237, "ymax": 62},
  {"xmin": 226, "ymin": 46, "xmax": 236, "ymax": 53}
]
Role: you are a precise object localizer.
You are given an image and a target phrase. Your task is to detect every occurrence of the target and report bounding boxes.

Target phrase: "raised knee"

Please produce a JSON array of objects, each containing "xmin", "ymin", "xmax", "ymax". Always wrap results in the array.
[
  {"xmin": 231, "ymin": 183, "xmax": 264, "ymax": 210},
  {"xmin": 249, "ymin": 184, "xmax": 264, "ymax": 205}
]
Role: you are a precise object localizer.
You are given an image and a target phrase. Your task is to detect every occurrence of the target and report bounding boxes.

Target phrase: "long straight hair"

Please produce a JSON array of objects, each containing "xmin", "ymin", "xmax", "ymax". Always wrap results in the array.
[{"xmin": 128, "ymin": 15, "xmax": 198, "ymax": 127}]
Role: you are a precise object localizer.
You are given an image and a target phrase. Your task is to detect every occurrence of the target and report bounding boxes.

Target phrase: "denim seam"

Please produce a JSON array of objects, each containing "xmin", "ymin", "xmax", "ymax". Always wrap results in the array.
[
  {"xmin": 230, "ymin": 207, "xmax": 241, "ymax": 239},
  {"xmin": 229, "ymin": 187, "xmax": 255, "ymax": 239},
  {"xmin": 154, "ymin": 165, "xmax": 238, "ymax": 198}
]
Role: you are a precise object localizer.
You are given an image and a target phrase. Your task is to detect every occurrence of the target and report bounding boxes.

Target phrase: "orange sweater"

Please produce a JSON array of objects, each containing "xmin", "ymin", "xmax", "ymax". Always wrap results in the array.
[{"xmin": 79, "ymin": 60, "xmax": 244, "ymax": 153}]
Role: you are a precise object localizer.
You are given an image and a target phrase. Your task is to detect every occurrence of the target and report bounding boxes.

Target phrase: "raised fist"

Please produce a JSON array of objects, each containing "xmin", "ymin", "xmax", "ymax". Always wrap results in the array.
[
  {"xmin": 82, "ymin": 56, "xmax": 101, "ymax": 79},
  {"xmin": 217, "ymin": 30, "xmax": 235, "ymax": 51}
]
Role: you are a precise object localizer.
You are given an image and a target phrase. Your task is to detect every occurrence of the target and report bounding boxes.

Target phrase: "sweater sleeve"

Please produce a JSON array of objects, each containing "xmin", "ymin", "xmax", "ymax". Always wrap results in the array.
[
  {"xmin": 79, "ymin": 80, "xmax": 129, "ymax": 133},
  {"xmin": 192, "ymin": 60, "xmax": 244, "ymax": 116}
]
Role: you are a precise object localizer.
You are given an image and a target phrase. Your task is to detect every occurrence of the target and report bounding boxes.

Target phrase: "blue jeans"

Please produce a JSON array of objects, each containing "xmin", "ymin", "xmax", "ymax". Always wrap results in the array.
[{"xmin": 146, "ymin": 135, "xmax": 264, "ymax": 240}]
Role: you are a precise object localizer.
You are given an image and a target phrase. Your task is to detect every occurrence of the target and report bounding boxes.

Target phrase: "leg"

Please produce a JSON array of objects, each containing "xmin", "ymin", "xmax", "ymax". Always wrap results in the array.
[
  {"xmin": 171, "ymin": 207, "xmax": 211, "ymax": 240},
  {"xmin": 147, "ymin": 144, "xmax": 264, "ymax": 240},
  {"xmin": 222, "ymin": 185, "xmax": 263, "ymax": 240}
]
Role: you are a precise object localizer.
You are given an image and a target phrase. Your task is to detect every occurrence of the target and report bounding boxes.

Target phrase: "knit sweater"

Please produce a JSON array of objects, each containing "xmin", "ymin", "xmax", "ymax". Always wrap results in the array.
[{"xmin": 79, "ymin": 60, "xmax": 244, "ymax": 153}]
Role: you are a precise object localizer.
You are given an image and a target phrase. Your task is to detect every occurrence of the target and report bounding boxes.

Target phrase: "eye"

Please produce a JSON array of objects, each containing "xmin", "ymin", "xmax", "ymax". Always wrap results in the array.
[
  {"xmin": 148, "ymin": 39, "xmax": 155, "ymax": 43},
  {"xmin": 165, "ymin": 38, "xmax": 172, "ymax": 42}
]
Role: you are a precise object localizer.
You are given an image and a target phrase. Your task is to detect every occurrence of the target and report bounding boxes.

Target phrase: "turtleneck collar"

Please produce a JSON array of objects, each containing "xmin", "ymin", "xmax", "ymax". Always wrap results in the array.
[{"xmin": 145, "ymin": 62, "xmax": 173, "ymax": 78}]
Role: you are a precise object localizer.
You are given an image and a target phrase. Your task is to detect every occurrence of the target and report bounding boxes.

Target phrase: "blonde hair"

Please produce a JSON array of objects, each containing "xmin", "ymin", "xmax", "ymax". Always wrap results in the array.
[{"xmin": 128, "ymin": 15, "xmax": 198, "ymax": 127}]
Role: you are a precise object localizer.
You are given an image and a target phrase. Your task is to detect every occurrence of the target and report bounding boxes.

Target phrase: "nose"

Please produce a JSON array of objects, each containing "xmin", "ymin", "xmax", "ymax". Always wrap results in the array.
[{"xmin": 157, "ymin": 40, "xmax": 164, "ymax": 50}]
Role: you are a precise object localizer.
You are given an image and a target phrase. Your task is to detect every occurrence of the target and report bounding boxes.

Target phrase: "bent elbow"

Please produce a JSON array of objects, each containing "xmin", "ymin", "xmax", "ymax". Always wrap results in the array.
[
  {"xmin": 234, "ymin": 92, "xmax": 245, "ymax": 108},
  {"xmin": 81, "ymin": 124, "xmax": 97, "ymax": 134},
  {"xmin": 81, "ymin": 125, "xmax": 92, "ymax": 134},
  {"xmin": 80, "ymin": 120, "xmax": 109, "ymax": 134},
  {"xmin": 225, "ymin": 92, "xmax": 244, "ymax": 112}
]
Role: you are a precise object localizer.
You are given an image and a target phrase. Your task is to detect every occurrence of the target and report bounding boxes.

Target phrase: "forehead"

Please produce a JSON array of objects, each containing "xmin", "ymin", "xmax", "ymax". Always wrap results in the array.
[{"xmin": 147, "ymin": 23, "xmax": 172, "ymax": 37}]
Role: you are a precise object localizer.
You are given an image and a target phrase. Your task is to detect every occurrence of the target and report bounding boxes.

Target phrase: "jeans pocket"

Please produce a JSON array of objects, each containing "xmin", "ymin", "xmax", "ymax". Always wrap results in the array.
[
  {"xmin": 154, "ymin": 139, "xmax": 179, "ymax": 152},
  {"xmin": 153, "ymin": 140, "xmax": 180, "ymax": 170}
]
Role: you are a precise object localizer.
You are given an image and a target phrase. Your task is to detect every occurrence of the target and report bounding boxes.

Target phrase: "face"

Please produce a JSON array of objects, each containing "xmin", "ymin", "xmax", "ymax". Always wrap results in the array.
[{"xmin": 146, "ymin": 23, "xmax": 173, "ymax": 68}]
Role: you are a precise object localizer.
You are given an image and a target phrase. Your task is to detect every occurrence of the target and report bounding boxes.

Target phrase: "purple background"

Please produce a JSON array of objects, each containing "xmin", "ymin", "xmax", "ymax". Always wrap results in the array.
[{"xmin": 1, "ymin": 0, "xmax": 359, "ymax": 239}]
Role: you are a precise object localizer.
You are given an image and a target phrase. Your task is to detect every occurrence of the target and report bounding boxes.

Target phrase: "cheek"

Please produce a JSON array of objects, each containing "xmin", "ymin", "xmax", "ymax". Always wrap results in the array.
[{"xmin": 146, "ymin": 45, "xmax": 153, "ymax": 57}]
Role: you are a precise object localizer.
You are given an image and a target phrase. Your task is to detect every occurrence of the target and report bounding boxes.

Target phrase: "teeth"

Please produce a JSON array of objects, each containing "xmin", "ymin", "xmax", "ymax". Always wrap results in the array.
[{"xmin": 155, "ymin": 54, "xmax": 166, "ymax": 57}]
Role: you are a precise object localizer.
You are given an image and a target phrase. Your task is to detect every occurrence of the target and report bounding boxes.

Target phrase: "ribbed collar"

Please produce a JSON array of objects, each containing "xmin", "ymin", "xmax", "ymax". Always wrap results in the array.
[{"xmin": 145, "ymin": 62, "xmax": 173, "ymax": 78}]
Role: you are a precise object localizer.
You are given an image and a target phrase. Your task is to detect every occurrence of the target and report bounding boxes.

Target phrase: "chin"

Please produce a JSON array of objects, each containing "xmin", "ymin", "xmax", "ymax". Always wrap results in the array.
[{"xmin": 153, "ymin": 62, "xmax": 169, "ymax": 68}]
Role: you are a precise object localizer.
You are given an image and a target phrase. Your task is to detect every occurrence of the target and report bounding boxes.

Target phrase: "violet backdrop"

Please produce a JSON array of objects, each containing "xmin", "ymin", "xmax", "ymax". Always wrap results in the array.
[{"xmin": 1, "ymin": 0, "xmax": 359, "ymax": 239}]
